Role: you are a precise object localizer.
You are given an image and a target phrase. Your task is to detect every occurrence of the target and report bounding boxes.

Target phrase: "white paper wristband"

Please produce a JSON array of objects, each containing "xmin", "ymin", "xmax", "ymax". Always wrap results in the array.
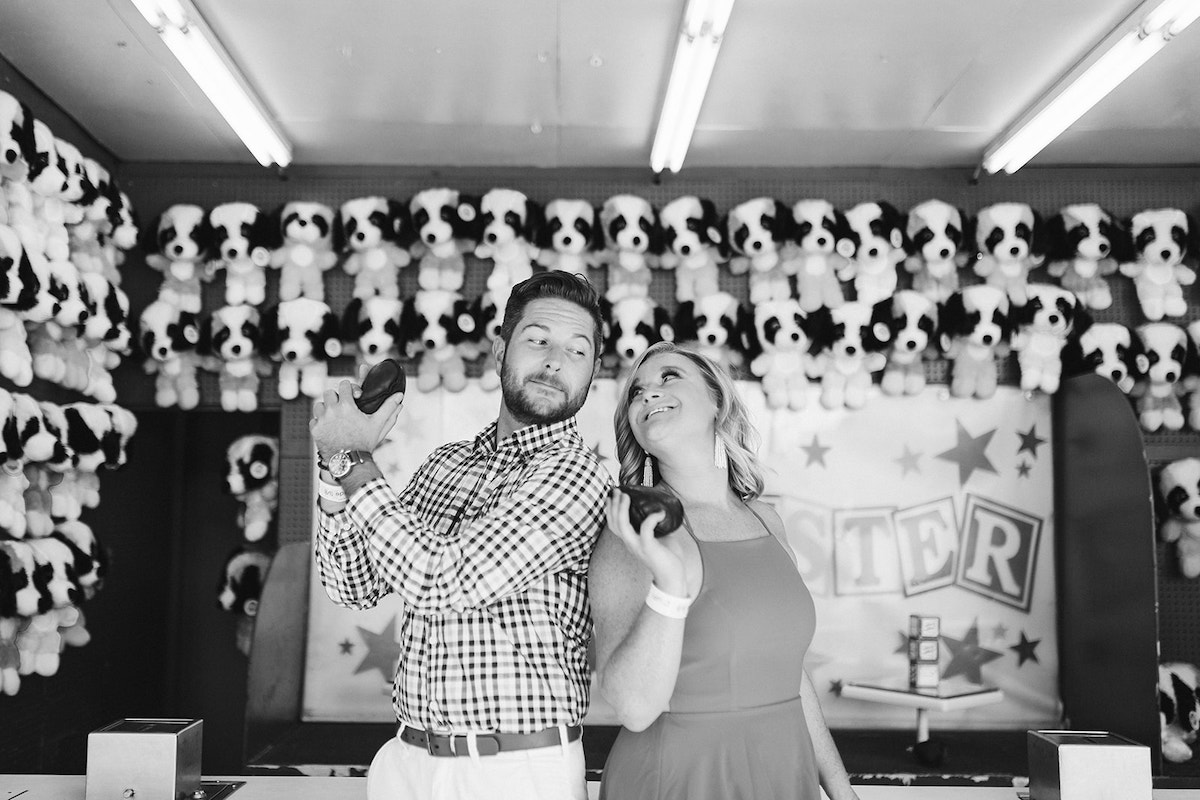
[
  {"xmin": 317, "ymin": 479, "xmax": 347, "ymax": 503},
  {"xmin": 645, "ymin": 583, "xmax": 692, "ymax": 619}
]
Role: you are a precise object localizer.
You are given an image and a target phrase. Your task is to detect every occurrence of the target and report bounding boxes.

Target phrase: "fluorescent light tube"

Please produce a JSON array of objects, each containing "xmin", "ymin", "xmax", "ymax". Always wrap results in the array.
[
  {"xmin": 650, "ymin": 0, "xmax": 735, "ymax": 173},
  {"xmin": 982, "ymin": 0, "xmax": 1200, "ymax": 174},
  {"xmin": 132, "ymin": 0, "xmax": 292, "ymax": 168}
]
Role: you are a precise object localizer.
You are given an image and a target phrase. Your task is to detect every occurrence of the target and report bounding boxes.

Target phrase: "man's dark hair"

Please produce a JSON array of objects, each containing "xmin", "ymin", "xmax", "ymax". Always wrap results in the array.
[{"xmin": 499, "ymin": 270, "xmax": 604, "ymax": 355}]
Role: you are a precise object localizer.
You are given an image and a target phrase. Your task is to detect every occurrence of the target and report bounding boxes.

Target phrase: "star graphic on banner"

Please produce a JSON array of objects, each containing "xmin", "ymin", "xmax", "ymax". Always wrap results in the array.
[
  {"xmin": 991, "ymin": 623, "xmax": 1009, "ymax": 641},
  {"xmin": 354, "ymin": 615, "xmax": 402, "ymax": 680},
  {"xmin": 1010, "ymin": 631, "xmax": 1042, "ymax": 667},
  {"xmin": 801, "ymin": 435, "xmax": 831, "ymax": 467},
  {"xmin": 896, "ymin": 445, "xmax": 922, "ymax": 476},
  {"xmin": 830, "ymin": 679, "xmax": 844, "ymax": 696},
  {"xmin": 1017, "ymin": 461, "xmax": 1031, "ymax": 478},
  {"xmin": 895, "ymin": 630, "xmax": 911, "ymax": 655},
  {"xmin": 936, "ymin": 421, "xmax": 998, "ymax": 486},
  {"xmin": 338, "ymin": 638, "xmax": 354, "ymax": 655},
  {"xmin": 940, "ymin": 619, "xmax": 1004, "ymax": 684},
  {"xmin": 1017, "ymin": 424, "xmax": 1047, "ymax": 458}
]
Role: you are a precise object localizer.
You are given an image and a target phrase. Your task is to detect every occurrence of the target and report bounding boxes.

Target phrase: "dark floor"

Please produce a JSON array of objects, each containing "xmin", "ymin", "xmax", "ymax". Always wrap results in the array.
[{"xmin": 243, "ymin": 723, "xmax": 1200, "ymax": 786}]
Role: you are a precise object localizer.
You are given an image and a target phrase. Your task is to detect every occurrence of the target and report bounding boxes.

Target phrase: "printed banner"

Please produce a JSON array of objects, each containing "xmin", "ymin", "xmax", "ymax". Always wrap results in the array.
[{"xmin": 303, "ymin": 380, "xmax": 1059, "ymax": 731}]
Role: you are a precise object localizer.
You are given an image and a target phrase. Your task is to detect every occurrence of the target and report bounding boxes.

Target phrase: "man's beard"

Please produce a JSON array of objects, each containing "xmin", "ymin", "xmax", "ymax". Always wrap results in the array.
[{"xmin": 501, "ymin": 366, "xmax": 589, "ymax": 427}]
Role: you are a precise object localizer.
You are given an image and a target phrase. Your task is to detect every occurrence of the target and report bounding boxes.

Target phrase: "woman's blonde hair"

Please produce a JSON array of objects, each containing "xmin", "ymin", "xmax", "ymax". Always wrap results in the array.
[{"xmin": 613, "ymin": 341, "xmax": 764, "ymax": 500}]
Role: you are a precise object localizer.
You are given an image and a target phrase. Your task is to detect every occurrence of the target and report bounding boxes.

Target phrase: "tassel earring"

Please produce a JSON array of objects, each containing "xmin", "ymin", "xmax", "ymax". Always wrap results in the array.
[
  {"xmin": 714, "ymin": 436, "xmax": 727, "ymax": 470},
  {"xmin": 642, "ymin": 454, "xmax": 654, "ymax": 486}
]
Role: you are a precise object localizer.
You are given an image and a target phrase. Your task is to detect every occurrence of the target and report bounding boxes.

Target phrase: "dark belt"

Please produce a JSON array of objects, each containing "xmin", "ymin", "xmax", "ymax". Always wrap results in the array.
[{"xmin": 397, "ymin": 723, "xmax": 582, "ymax": 757}]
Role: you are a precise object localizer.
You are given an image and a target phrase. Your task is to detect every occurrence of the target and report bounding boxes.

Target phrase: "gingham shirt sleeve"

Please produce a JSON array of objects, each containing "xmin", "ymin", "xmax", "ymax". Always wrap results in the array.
[
  {"xmin": 313, "ymin": 499, "xmax": 384, "ymax": 609},
  {"xmin": 346, "ymin": 444, "xmax": 609, "ymax": 614}
]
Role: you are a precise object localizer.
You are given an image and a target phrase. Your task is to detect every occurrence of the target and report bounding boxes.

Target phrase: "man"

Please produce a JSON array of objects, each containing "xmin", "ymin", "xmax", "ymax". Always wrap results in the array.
[{"xmin": 310, "ymin": 271, "xmax": 610, "ymax": 800}]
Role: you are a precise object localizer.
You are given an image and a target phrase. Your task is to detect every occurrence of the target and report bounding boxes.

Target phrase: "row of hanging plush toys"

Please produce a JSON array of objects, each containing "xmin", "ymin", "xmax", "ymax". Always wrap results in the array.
[
  {"xmin": 0, "ymin": 388, "xmax": 137, "ymax": 695},
  {"xmin": 0, "ymin": 91, "xmax": 138, "ymax": 403}
]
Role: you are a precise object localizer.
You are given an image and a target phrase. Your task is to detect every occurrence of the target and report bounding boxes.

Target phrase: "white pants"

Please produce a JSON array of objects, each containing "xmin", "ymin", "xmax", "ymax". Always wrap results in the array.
[{"xmin": 366, "ymin": 730, "xmax": 588, "ymax": 800}]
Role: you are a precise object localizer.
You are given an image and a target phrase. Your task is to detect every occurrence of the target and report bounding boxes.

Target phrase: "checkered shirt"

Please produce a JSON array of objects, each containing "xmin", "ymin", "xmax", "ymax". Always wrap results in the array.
[{"xmin": 314, "ymin": 416, "xmax": 610, "ymax": 733}]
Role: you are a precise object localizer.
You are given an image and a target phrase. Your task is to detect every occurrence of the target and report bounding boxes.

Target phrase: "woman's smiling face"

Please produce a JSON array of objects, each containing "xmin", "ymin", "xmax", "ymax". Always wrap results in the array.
[{"xmin": 626, "ymin": 350, "xmax": 717, "ymax": 453}]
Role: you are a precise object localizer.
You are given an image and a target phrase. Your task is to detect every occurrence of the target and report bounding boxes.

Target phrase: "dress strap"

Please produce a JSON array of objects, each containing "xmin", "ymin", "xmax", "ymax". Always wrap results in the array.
[{"xmin": 744, "ymin": 501, "xmax": 799, "ymax": 570}]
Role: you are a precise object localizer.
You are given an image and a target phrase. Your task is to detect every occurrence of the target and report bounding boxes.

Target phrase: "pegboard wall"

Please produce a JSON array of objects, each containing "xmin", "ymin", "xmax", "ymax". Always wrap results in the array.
[{"xmin": 114, "ymin": 162, "xmax": 1200, "ymax": 670}]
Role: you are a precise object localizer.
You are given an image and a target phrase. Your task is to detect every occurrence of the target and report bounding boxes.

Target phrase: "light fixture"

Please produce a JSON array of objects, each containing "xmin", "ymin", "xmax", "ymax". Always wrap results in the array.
[
  {"xmin": 981, "ymin": 0, "xmax": 1200, "ymax": 175},
  {"xmin": 129, "ymin": 0, "xmax": 292, "ymax": 168},
  {"xmin": 650, "ymin": 0, "xmax": 736, "ymax": 173}
]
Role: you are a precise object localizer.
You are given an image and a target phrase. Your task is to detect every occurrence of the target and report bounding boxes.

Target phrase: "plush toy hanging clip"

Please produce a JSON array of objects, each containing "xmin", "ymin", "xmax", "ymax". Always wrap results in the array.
[
  {"xmin": 599, "ymin": 194, "xmax": 662, "ymax": 304},
  {"xmin": 208, "ymin": 202, "xmax": 276, "ymax": 307},
  {"xmin": 398, "ymin": 289, "xmax": 478, "ymax": 393},
  {"xmin": 1008, "ymin": 283, "xmax": 1080, "ymax": 395},
  {"xmin": 335, "ymin": 196, "xmax": 412, "ymax": 300},
  {"xmin": 659, "ymin": 195, "xmax": 726, "ymax": 303},
  {"xmin": 904, "ymin": 199, "xmax": 970, "ymax": 305},
  {"xmin": 789, "ymin": 199, "xmax": 851, "ymax": 313},
  {"xmin": 535, "ymin": 198, "xmax": 603, "ymax": 277},
  {"xmin": 140, "ymin": 203, "xmax": 214, "ymax": 314},
  {"xmin": 269, "ymin": 201, "xmax": 339, "ymax": 302},
  {"xmin": 1044, "ymin": 204, "xmax": 1130, "ymax": 311},
  {"xmin": 879, "ymin": 290, "xmax": 939, "ymax": 396},
  {"xmin": 840, "ymin": 201, "xmax": 907, "ymax": 306},
  {"xmin": 1131, "ymin": 321, "xmax": 1189, "ymax": 432},
  {"xmin": 475, "ymin": 188, "xmax": 542, "ymax": 303},
  {"xmin": 224, "ymin": 434, "xmax": 280, "ymax": 543},
  {"xmin": 739, "ymin": 297, "xmax": 812, "ymax": 410},
  {"xmin": 938, "ymin": 285, "xmax": 1012, "ymax": 400},
  {"xmin": 972, "ymin": 202, "xmax": 1045, "ymax": 306},
  {"xmin": 409, "ymin": 188, "xmax": 481, "ymax": 293},
  {"xmin": 1121, "ymin": 208, "xmax": 1199, "ymax": 321},
  {"xmin": 724, "ymin": 197, "xmax": 795, "ymax": 305},
  {"xmin": 1158, "ymin": 459, "xmax": 1200, "ymax": 579}
]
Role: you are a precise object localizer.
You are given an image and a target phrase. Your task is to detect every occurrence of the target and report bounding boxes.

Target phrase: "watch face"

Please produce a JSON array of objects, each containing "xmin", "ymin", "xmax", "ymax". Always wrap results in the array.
[{"xmin": 329, "ymin": 451, "xmax": 352, "ymax": 479}]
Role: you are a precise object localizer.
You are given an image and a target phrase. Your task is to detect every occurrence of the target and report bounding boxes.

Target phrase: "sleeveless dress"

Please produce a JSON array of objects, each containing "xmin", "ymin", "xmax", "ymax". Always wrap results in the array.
[{"xmin": 599, "ymin": 506, "xmax": 820, "ymax": 800}]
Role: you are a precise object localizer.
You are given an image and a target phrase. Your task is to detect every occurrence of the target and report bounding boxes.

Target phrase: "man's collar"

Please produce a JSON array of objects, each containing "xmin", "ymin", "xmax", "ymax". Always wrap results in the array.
[{"xmin": 474, "ymin": 417, "xmax": 581, "ymax": 455}]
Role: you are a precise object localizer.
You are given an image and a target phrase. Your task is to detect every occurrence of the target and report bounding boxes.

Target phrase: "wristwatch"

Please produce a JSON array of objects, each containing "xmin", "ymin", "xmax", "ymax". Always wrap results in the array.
[{"xmin": 328, "ymin": 449, "xmax": 371, "ymax": 480}]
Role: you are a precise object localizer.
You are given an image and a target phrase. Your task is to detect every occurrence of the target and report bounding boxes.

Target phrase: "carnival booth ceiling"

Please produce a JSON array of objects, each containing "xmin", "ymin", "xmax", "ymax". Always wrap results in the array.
[{"xmin": 3, "ymin": 0, "xmax": 1200, "ymax": 170}]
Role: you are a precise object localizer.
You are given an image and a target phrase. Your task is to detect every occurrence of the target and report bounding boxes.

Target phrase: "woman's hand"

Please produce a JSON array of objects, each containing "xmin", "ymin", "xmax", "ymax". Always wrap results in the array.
[{"xmin": 607, "ymin": 489, "xmax": 690, "ymax": 597}]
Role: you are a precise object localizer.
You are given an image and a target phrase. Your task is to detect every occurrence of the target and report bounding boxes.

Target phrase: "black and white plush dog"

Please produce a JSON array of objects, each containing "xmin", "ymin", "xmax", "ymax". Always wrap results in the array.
[
  {"xmin": 269, "ymin": 201, "xmax": 338, "ymax": 302},
  {"xmin": 973, "ymin": 202, "xmax": 1045, "ymax": 305},
  {"xmin": 409, "ymin": 188, "xmax": 481, "ymax": 292},
  {"xmin": 224, "ymin": 433, "xmax": 279, "ymax": 542},
  {"xmin": 939, "ymin": 285, "xmax": 1011, "ymax": 400},
  {"xmin": 724, "ymin": 197, "xmax": 794, "ymax": 304},
  {"xmin": 741, "ymin": 297, "xmax": 812, "ymax": 410},
  {"xmin": 1131, "ymin": 321, "xmax": 1190, "ymax": 432},
  {"xmin": 789, "ymin": 199, "xmax": 852, "ymax": 312},
  {"xmin": 1062, "ymin": 313, "xmax": 1139, "ymax": 394},
  {"xmin": 0, "ymin": 89, "xmax": 37, "ymax": 182},
  {"xmin": 1009, "ymin": 283, "xmax": 1079, "ymax": 395},
  {"xmin": 806, "ymin": 301, "xmax": 892, "ymax": 410},
  {"xmin": 341, "ymin": 295, "xmax": 405, "ymax": 372},
  {"xmin": 599, "ymin": 194, "xmax": 661, "ymax": 303},
  {"xmin": 841, "ymin": 201, "xmax": 907, "ymax": 306},
  {"xmin": 470, "ymin": 290, "xmax": 507, "ymax": 392},
  {"xmin": 138, "ymin": 299, "xmax": 202, "ymax": 410},
  {"xmin": 535, "ymin": 198, "xmax": 603, "ymax": 276},
  {"xmin": 141, "ymin": 203, "xmax": 214, "ymax": 313},
  {"xmin": 261, "ymin": 297, "xmax": 341, "ymax": 400},
  {"xmin": 1159, "ymin": 661, "xmax": 1200, "ymax": 763},
  {"xmin": 1121, "ymin": 208, "xmax": 1199, "ymax": 321},
  {"xmin": 199, "ymin": 304, "xmax": 269, "ymax": 413},
  {"xmin": 672, "ymin": 291, "xmax": 743, "ymax": 374},
  {"xmin": 208, "ymin": 201, "xmax": 275, "ymax": 307},
  {"xmin": 1044, "ymin": 203, "xmax": 1131, "ymax": 311},
  {"xmin": 602, "ymin": 295, "xmax": 673, "ymax": 380},
  {"xmin": 879, "ymin": 290, "xmax": 939, "ymax": 396},
  {"xmin": 336, "ymin": 196, "xmax": 412, "ymax": 300},
  {"xmin": 218, "ymin": 546, "xmax": 274, "ymax": 618},
  {"xmin": 904, "ymin": 199, "xmax": 970, "ymax": 304},
  {"xmin": 476, "ymin": 188, "xmax": 542, "ymax": 300},
  {"xmin": 400, "ymin": 289, "xmax": 478, "ymax": 393},
  {"xmin": 659, "ymin": 195, "xmax": 725, "ymax": 303}
]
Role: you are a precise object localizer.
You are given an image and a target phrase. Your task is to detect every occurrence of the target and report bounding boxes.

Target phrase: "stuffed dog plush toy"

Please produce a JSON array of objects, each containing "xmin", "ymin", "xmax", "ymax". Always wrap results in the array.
[
  {"xmin": 741, "ymin": 297, "xmax": 812, "ymax": 410},
  {"xmin": 470, "ymin": 290, "xmax": 506, "ymax": 392},
  {"xmin": 198, "ymin": 304, "xmax": 270, "ymax": 412},
  {"xmin": 399, "ymin": 289, "xmax": 478, "ymax": 393},
  {"xmin": 0, "ymin": 222, "xmax": 38, "ymax": 387},
  {"xmin": 602, "ymin": 295, "xmax": 674, "ymax": 382},
  {"xmin": 0, "ymin": 90, "xmax": 36, "ymax": 185},
  {"xmin": 1121, "ymin": 208, "xmax": 1198, "ymax": 321},
  {"xmin": 1045, "ymin": 203, "xmax": 1131, "ymax": 311},
  {"xmin": 269, "ymin": 201, "xmax": 338, "ymax": 302},
  {"xmin": 142, "ymin": 203, "xmax": 214, "ymax": 313},
  {"xmin": 27, "ymin": 119, "xmax": 72, "ymax": 265},
  {"xmin": 1160, "ymin": 661, "xmax": 1200, "ymax": 762},
  {"xmin": 973, "ymin": 202, "xmax": 1045, "ymax": 305},
  {"xmin": 340, "ymin": 295, "xmax": 405, "ymax": 373},
  {"xmin": 789, "ymin": 199, "xmax": 851, "ymax": 312},
  {"xmin": 261, "ymin": 297, "xmax": 342, "ymax": 400},
  {"xmin": 336, "ymin": 196, "xmax": 412, "ymax": 300},
  {"xmin": 939, "ymin": 285, "xmax": 1011, "ymax": 400},
  {"xmin": 1062, "ymin": 313, "xmax": 1138, "ymax": 394},
  {"xmin": 672, "ymin": 291, "xmax": 743, "ymax": 375},
  {"xmin": 879, "ymin": 290, "xmax": 939, "ymax": 396},
  {"xmin": 224, "ymin": 434, "xmax": 279, "ymax": 543},
  {"xmin": 806, "ymin": 301, "xmax": 892, "ymax": 410},
  {"xmin": 535, "ymin": 198, "xmax": 602, "ymax": 277},
  {"xmin": 218, "ymin": 546, "xmax": 274, "ymax": 617},
  {"xmin": 139, "ymin": 299, "xmax": 202, "ymax": 410},
  {"xmin": 1008, "ymin": 283, "xmax": 1079, "ymax": 395},
  {"xmin": 725, "ymin": 197, "xmax": 795, "ymax": 304},
  {"xmin": 475, "ymin": 188, "xmax": 542, "ymax": 301},
  {"xmin": 659, "ymin": 195, "xmax": 725, "ymax": 303},
  {"xmin": 904, "ymin": 199, "xmax": 970, "ymax": 304},
  {"xmin": 599, "ymin": 194, "xmax": 661, "ymax": 303},
  {"xmin": 1131, "ymin": 321, "xmax": 1189, "ymax": 432},
  {"xmin": 841, "ymin": 201, "xmax": 907, "ymax": 306},
  {"xmin": 409, "ymin": 188, "xmax": 481, "ymax": 292},
  {"xmin": 1159, "ymin": 459, "xmax": 1200, "ymax": 579},
  {"xmin": 208, "ymin": 202, "xmax": 275, "ymax": 307}
]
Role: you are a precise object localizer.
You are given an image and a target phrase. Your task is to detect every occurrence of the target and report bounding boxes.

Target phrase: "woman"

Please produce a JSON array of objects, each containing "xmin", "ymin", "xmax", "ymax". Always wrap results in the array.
[{"xmin": 590, "ymin": 341, "xmax": 859, "ymax": 800}]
